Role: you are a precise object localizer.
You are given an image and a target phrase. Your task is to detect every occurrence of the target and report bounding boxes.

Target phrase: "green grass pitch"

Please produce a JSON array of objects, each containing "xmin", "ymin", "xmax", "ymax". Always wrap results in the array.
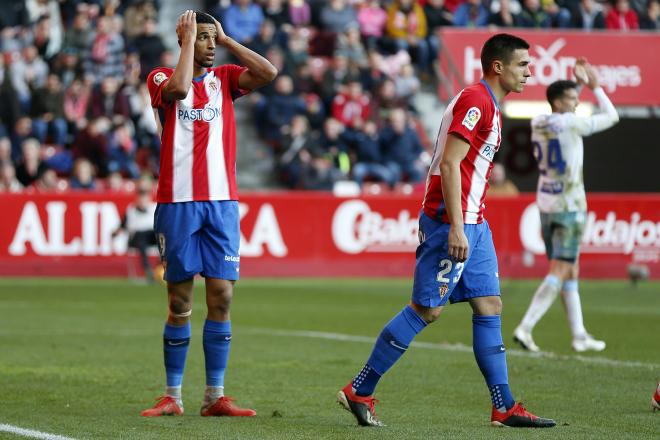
[{"xmin": 1, "ymin": 277, "xmax": 659, "ymax": 439}]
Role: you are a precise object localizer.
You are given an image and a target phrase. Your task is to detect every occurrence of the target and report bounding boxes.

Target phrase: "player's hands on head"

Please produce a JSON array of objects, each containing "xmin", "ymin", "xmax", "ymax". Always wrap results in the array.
[
  {"xmin": 176, "ymin": 10, "xmax": 197, "ymax": 44},
  {"xmin": 212, "ymin": 16, "xmax": 229, "ymax": 45},
  {"xmin": 448, "ymin": 225, "xmax": 469, "ymax": 263}
]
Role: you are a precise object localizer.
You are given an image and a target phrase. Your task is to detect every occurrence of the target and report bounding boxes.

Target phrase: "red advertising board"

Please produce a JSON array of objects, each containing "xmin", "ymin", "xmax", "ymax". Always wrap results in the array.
[
  {"xmin": 437, "ymin": 29, "xmax": 660, "ymax": 106},
  {"xmin": 1, "ymin": 192, "xmax": 659, "ymax": 279}
]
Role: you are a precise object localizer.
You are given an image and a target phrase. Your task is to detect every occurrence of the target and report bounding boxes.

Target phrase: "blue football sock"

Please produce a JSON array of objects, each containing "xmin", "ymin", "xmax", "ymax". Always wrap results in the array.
[
  {"xmin": 353, "ymin": 305, "xmax": 427, "ymax": 396},
  {"xmin": 163, "ymin": 322, "xmax": 191, "ymax": 387},
  {"xmin": 203, "ymin": 320, "xmax": 232, "ymax": 387},
  {"xmin": 472, "ymin": 314, "xmax": 515, "ymax": 411}
]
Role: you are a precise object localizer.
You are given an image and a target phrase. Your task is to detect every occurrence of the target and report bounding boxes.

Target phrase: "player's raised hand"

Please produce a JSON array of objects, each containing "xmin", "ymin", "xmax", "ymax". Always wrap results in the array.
[
  {"xmin": 212, "ymin": 16, "xmax": 229, "ymax": 46},
  {"xmin": 448, "ymin": 225, "xmax": 469, "ymax": 263},
  {"xmin": 574, "ymin": 57, "xmax": 599, "ymax": 90},
  {"xmin": 176, "ymin": 10, "xmax": 197, "ymax": 45}
]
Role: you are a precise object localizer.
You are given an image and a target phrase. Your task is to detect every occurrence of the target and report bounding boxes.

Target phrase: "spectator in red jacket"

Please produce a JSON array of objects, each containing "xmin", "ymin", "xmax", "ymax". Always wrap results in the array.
[
  {"xmin": 606, "ymin": 0, "xmax": 639, "ymax": 29},
  {"xmin": 331, "ymin": 80, "xmax": 371, "ymax": 129}
]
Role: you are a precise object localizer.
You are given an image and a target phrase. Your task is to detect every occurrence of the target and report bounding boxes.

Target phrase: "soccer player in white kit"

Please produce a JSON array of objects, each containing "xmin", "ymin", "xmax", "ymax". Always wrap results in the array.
[{"xmin": 513, "ymin": 58, "xmax": 619, "ymax": 353}]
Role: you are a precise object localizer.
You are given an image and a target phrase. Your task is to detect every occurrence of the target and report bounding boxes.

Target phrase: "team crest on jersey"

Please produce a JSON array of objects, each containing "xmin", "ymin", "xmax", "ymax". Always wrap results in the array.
[
  {"xmin": 462, "ymin": 107, "xmax": 481, "ymax": 131},
  {"xmin": 207, "ymin": 79, "xmax": 218, "ymax": 94},
  {"xmin": 153, "ymin": 72, "xmax": 167, "ymax": 86},
  {"xmin": 439, "ymin": 284, "xmax": 449, "ymax": 299}
]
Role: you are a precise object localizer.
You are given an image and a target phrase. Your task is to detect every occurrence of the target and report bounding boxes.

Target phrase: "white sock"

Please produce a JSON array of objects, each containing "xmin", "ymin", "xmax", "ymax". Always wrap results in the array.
[
  {"xmin": 561, "ymin": 280, "xmax": 587, "ymax": 339},
  {"xmin": 519, "ymin": 275, "xmax": 561, "ymax": 331},
  {"xmin": 204, "ymin": 386, "xmax": 224, "ymax": 404},
  {"xmin": 166, "ymin": 386, "xmax": 183, "ymax": 407}
]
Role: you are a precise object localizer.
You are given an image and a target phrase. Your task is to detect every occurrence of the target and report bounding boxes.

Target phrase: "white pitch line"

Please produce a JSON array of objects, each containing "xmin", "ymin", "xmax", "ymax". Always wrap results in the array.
[
  {"xmin": 242, "ymin": 327, "xmax": 660, "ymax": 370},
  {"xmin": 0, "ymin": 424, "xmax": 77, "ymax": 440}
]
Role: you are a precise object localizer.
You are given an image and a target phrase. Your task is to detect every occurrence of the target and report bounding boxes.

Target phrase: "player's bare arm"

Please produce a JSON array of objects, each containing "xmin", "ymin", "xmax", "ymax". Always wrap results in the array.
[
  {"xmin": 440, "ymin": 134, "xmax": 471, "ymax": 263},
  {"xmin": 162, "ymin": 10, "xmax": 197, "ymax": 102},
  {"xmin": 213, "ymin": 17, "xmax": 278, "ymax": 90}
]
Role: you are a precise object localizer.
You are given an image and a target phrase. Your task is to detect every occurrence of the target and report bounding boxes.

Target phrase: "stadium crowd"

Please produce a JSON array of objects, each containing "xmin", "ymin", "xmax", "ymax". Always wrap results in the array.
[{"xmin": 0, "ymin": 0, "xmax": 658, "ymax": 193}]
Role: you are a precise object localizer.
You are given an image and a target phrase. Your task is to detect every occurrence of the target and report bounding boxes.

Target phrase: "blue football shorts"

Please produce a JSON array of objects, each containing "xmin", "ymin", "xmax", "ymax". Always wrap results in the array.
[
  {"xmin": 154, "ymin": 200, "xmax": 240, "ymax": 283},
  {"xmin": 540, "ymin": 211, "xmax": 586, "ymax": 263},
  {"xmin": 412, "ymin": 212, "xmax": 500, "ymax": 307}
]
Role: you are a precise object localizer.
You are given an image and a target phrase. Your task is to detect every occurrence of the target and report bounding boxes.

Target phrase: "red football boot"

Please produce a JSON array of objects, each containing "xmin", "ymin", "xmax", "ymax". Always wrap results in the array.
[
  {"xmin": 140, "ymin": 396, "xmax": 184, "ymax": 417},
  {"xmin": 200, "ymin": 396, "xmax": 256, "ymax": 417},
  {"xmin": 652, "ymin": 383, "xmax": 660, "ymax": 411},
  {"xmin": 336, "ymin": 382, "xmax": 384, "ymax": 427},
  {"xmin": 491, "ymin": 402, "xmax": 555, "ymax": 428}
]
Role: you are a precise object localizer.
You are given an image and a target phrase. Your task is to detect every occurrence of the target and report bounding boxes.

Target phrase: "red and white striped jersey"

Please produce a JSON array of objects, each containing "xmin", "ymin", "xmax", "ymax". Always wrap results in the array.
[
  {"xmin": 147, "ymin": 65, "xmax": 247, "ymax": 203},
  {"xmin": 422, "ymin": 81, "xmax": 501, "ymax": 224}
]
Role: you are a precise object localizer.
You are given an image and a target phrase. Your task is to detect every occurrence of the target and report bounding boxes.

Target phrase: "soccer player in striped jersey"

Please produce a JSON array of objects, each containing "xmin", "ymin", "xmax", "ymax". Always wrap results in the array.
[
  {"xmin": 513, "ymin": 59, "xmax": 619, "ymax": 353},
  {"xmin": 337, "ymin": 34, "xmax": 555, "ymax": 428},
  {"xmin": 140, "ymin": 10, "xmax": 276, "ymax": 417}
]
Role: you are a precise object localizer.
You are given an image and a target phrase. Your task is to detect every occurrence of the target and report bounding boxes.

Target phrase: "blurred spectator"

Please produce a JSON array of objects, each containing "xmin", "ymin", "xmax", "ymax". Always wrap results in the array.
[
  {"xmin": 72, "ymin": 116, "xmax": 111, "ymax": 176},
  {"xmin": 63, "ymin": 9, "xmax": 93, "ymax": 56},
  {"xmin": 370, "ymin": 79, "xmax": 408, "ymax": 126},
  {"xmin": 26, "ymin": 0, "xmax": 64, "ymax": 58},
  {"xmin": 0, "ymin": 56, "xmax": 21, "ymax": 136},
  {"xmin": 278, "ymin": 114, "xmax": 319, "ymax": 187},
  {"xmin": 518, "ymin": 0, "xmax": 553, "ymax": 27},
  {"xmin": 639, "ymin": 0, "xmax": 659, "ymax": 28},
  {"xmin": 606, "ymin": 0, "xmax": 640, "ymax": 28},
  {"xmin": 487, "ymin": 162, "xmax": 519, "ymax": 196},
  {"xmin": 263, "ymin": 0, "xmax": 293, "ymax": 37},
  {"xmin": 31, "ymin": 74, "xmax": 68, "ymax": 147},
  {"xmin": 108, "ymin": 121, "xmax": 139, "ymax": 178},
  {"xmin": 223, "ymin": 0, "xmax": 265, "ymax": 44},
  {"xmin": 85, "ymin": 16, "xmax": 125, "ymax": 81},
  {"xmin": 283, "ymin": 29, "xmax": 310, "ymax": 74},
  {"xmin": 357, "ymin": 0, "xmax": 388, "ymax": 50},
  {"xmin": 11, "ymin": 117, "xmax": 36, "ymax": 161},
  {"xmin": 319, "ymin": 53, "xmax": 360, "ymax": 107},
  {"xmin": 542, "ymin": 0, "xmax": 572, "ymax": 28},
  {"xmin": 112, "ymin": 179, "xmax": 158, "ymax": 283},
  {"xmin": 303, "ymin": 92, "xmax": 327, "ymax": 131},
  {"xmin": 569, "ymin": 0, "xmax": 606, "ymax": 29},
  {"xmin": 88, "ymin": 76, "xmax": 131, "ymax": 121},
  {"xmin": 261, "ymin": 75, "xmax": 307, "ymax": 145},
  {"xmin": 0, "ymin": 0, "xmax": 29, "ymax": 29},
  {"xmin": 0, "ymin": 136, "xmax": 11, "ymax": 163},
  {"xmin": 124, "ymin": 0, "xmax": 158, "ymax": 40},
  {"xmin": 331, "ymin": 79, "xmax": 371, "ymax": 129},
  {"xmin": 385, "ymin": 0, "xmax": 431, "ymax": 73},
  {"xmin": 394, "ymin": 64, "xmax": 421, "ymax": 110},
  {"xmin": 350, "ymin": 121, "xmax": 396, "ymax": 187},
  {"xmin": 63, "ymin": 78, "xmax": 91, "ymax": 132},
  {"xmin": 289, "ymin": 0, "xmax": 312, "ymax": 27},
  {"xmin": 380, "ymin": 108, "xmax": 426, "ymax": 183},
  {"xmin": 15, "ymin": 138, "xmax": 47, "ymax": 187},
  {"xmin": 334, "ymin": 26, "xmax": 368, "ymax": 68},
  {"xmin": 0, "ymin": 161, "xmax": 22, "ymax": 192},
  {"xmin": 320, "ymin": 0, "xmax": 359, "ymax": 33},
  {"xmin": 454, "ymin": 0, "xmax": 490, "ymax": 27},
  {"xmin": 425, "ymin": 0, "xmax": 454, "ymax": 29},
  {"xmin": 319, "ymin": 117, "xmax": 351, "ymax": 175},
  {"xmin": 52, "ymin": 47, "xmax": 84, "ymax": 87},
  {"xmin": 70, "ymin": 157, "xmax": 96, "ymax": 190},
  {"xmin": 247, "ymin": 19, "xmax": 278, "ymax": 56},
  {"xmin": 10, "ymin": 45, "xmax": 49, "ymax": 111},
  {"xmin": 489, "ymin": 0, "xmax": 523, "ymax": 26},
  {"xmin": 32, "ymin": 167, "xmax": 63, "ymax": 192},
  {"xmin": 132, "ymin": 18, "xmax": 166, "ymax": 80}
]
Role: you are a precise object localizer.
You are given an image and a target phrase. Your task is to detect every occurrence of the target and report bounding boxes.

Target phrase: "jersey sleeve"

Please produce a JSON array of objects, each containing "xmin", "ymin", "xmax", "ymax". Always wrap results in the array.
[
  {"xmin": 215, "ymin": 64, "xmax": 249, "ymax": 100},
  {"xmin": 146, "ymin": 68, "xmax": 173, "ymax": 109},
  {"xmin": 447, "ymin": 90, "xmax": 487, "ymax": 145},
  {"xmin": 567, "ymin": 87, "xmax": 619, "ymax": 137}
]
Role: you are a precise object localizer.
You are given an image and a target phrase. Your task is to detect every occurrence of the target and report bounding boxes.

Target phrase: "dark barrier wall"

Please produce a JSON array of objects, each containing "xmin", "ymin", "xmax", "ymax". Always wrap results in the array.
[{"xmin": 500, "ymin": 118, "xmax": 660, "ymax": 193}]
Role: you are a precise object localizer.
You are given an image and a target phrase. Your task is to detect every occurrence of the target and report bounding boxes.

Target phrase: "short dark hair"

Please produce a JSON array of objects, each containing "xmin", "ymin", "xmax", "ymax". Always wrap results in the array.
[
  {"xmin": 195, "ymin": 11, "xmax": 215, "ymax": 25},
  {"xmin": 546, "ymin": 80, "xmax": 577, "ymax": 104},
  {"xmin": 480, "ymin": 33, "xmax": 530, "ymax": 73}
]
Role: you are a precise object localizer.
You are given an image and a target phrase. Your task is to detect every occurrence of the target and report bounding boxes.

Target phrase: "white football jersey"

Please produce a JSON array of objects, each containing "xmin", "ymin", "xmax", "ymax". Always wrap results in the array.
[{"xmin": 531, "ymin": 87, "xmax": 619, "ymax": 213}]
